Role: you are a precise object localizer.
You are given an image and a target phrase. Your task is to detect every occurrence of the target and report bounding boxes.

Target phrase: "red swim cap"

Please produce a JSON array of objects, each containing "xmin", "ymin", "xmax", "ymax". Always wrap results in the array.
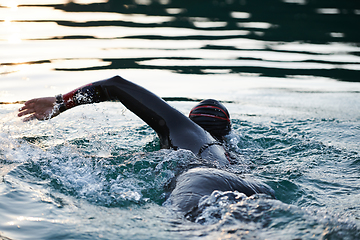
[{"xmin": 189, "ymin": 99, "xmax": 231, "ymax": 140}]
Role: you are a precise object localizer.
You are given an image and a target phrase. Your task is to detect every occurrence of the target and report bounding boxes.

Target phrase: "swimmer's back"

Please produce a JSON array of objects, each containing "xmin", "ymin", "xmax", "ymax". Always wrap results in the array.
[{"xmin": 167, "ymin": 167, "xmax": 275, "ymax": 214}]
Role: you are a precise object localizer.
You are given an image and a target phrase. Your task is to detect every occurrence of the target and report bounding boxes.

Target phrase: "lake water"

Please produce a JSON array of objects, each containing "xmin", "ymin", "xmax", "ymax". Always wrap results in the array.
[{"xmin": 1, "ymin": 0, "xmax": 360, "ymax": 239}]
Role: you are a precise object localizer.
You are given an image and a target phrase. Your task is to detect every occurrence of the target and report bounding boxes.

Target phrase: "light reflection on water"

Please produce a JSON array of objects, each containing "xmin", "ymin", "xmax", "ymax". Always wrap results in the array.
[{"xmin": 0, "ymin": 0, "xmax": 359, "ymax": 98}]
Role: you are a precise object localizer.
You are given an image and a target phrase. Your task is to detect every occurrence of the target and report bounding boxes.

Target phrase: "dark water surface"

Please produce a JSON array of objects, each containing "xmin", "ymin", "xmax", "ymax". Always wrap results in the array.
[{"xmin": 1, "ymin": 0, "xmax": 360, "ymax": 239}]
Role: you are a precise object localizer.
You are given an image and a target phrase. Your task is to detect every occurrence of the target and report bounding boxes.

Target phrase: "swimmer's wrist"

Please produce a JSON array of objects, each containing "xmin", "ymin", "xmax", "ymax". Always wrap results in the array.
[
  {"xmin": 55, "ymin": 94, "xmax": 67, "ymax": 113},
  {"xmin": 61, "ymin": 83, "xmax": 93, "ymax": 109}
]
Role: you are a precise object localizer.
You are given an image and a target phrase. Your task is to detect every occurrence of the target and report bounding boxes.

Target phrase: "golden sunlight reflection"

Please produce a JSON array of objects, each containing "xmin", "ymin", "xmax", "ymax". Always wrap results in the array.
[
  {"xmin": 2, "ymin": 0, "xmax": 18, "ymax": 9},
  {"xmin": 2, "ymin": 22, "xmax": 22, "ymax": 44},
  {"xmin": 1, "ymin": 1, "xmax": 22, "ymax": 43},
  {"xmin": 0, "ymin": 64, "xmax": 31, "ymax": 75},
  {"xmin": 7, "ymin": 34, "xmax": 22, "ymax": 44},
  {"xmin": 50, "ymin": 59, "xmax": 111, "ymax": 69},
  {"xmin": 0, "ymin": 6, "xmax": 174, "ymax": 24}
]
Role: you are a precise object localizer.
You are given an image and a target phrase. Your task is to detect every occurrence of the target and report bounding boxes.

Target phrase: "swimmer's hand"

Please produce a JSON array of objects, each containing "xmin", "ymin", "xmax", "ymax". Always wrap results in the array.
[{"xmin": 18, "ymin": 97, "xmax": 60, "ymax": 121}]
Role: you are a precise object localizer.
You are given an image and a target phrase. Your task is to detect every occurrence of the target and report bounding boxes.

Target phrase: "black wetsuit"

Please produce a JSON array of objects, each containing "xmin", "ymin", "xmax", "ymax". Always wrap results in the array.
[{"xmin": 63, "ymin": 75, "xmax": 275, "ymax": 213}]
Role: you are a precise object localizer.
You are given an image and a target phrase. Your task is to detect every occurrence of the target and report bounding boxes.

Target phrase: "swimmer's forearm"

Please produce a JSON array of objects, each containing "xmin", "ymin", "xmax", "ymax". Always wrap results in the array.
[
  {"xmin": 55, "ymin": 75, "xmax": 157, "ymax": 112},
  {"xmin": 56, "ymin": 82, "xmax": 109, "ymax": 112},
  {"xmin": 25, "ymin": 75, "xmax": 155, "ymax": 117}
]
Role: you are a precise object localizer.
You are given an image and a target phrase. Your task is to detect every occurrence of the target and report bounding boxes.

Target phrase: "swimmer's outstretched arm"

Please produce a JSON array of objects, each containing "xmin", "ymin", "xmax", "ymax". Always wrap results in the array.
[
  {"xmin": 18, "ymin": 76, "xmax": 179, "ymax": 126},
  {"xmin": 18, "ymin": 76, "xmax": 207, "ymax": 149},
  {"xmin": 18, "ymin": 76, "xmax": 168, "ymax": 122}
]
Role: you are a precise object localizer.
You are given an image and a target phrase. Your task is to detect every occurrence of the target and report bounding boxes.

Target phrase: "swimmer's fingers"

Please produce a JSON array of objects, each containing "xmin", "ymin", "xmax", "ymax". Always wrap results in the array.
[
  {"xmin": 18, "ymin": 97, "xmax": 58, "ymax": 121},
  {"xmin": 18, "ymin": 102, "xmax": 36, "ymax": 116},
  {"xmin": 18, "ymin": 100, "xmax": 37, "ymax": 117},
  {"xmin": 18, "ymin": 109, "xmax": 35, "ymax": 120}
]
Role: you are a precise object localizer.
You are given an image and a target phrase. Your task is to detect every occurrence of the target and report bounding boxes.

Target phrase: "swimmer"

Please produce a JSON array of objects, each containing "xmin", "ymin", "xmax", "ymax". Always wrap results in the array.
[{"xmin": 18, "ymin": 75, "xmax": 274, "ymax": 215}]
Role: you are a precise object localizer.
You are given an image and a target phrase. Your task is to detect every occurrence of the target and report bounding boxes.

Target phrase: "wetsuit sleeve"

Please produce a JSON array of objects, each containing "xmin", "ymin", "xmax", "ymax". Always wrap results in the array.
[{"xmin": 61, "ymin": 75, "xmax": 199, "ymax": 150}]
